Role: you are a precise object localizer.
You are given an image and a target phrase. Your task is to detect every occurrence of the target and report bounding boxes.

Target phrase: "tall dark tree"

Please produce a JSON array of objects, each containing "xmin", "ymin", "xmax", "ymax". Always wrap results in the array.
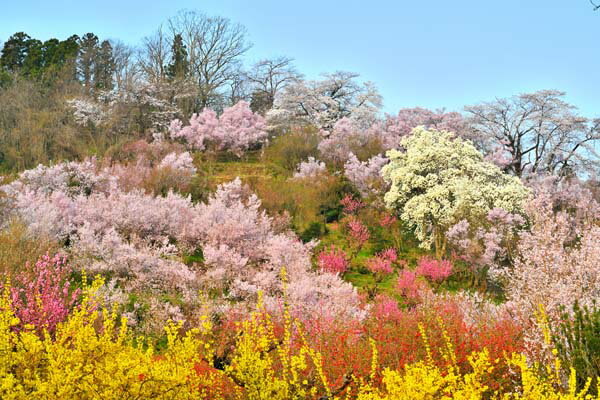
[
  {"xmin": 20, "ymin": 38, "xmax": 43, "ymax": 77},
  {"xmin": 54, "ymin": 35, "xmax": 80, "ymax": 81},
  {"xmin": 94, "ymin": 40, "xmax": 114, "ymax": 90},
  {"xmin": 167, "ymin": 33, "xmax": 188, "ymax": 80},
  {"xmin": 0, "ymin": 32, "xmax": 32, "ymax": 72},
  {"xmin": 77, "ymin": 33, "xmax": 99, "ymax": 93}
]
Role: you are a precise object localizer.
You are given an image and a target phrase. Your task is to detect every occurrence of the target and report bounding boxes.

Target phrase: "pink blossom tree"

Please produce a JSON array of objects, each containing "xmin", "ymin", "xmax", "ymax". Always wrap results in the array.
[
  {"xmin": 9, "ymin": 253, "xmax": 80, "ymax": 335},
  {"xmin": 317, "ymin": 245, "xmax": 349, "ymax": 275},
  {"xmin": 169, "ymin": 100, "xmax": 267, "ymax": 156}
]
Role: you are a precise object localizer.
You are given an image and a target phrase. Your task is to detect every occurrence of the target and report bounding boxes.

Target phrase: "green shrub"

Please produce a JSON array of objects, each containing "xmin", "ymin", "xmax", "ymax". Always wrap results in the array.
[
  {"xmin": 262, "ymin": 126, "xmax": 321, "ymax": 173},
  {"xmin": 552, "ymin": 301, "xmax": 600, "ymax": 394}
]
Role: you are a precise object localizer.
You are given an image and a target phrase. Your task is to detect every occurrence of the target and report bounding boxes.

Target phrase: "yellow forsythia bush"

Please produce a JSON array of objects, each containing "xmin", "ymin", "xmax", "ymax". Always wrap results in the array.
[
  {"xmin": 355, "ymin": 322, "xmax": 598, "ymax": 400},
  {"xmin": 1, "ymin": 277, "xmax": 600, "ymax": 399},
  {"xmin": 0, "ymin": 277, "xmax": 234, "ymax": 400}
]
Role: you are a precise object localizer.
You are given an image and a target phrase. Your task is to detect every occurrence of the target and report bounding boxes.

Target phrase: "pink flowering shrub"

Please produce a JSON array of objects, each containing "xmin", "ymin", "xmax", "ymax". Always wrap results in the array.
[
  {"xmin": 379, "ymin": 248, "xmax": 398, "ymax": 263},
  {"xmin": 317, "ymin": 245, "xmax": 349, "ymax": 275},
  {"xmin": 340, "ymin": 194, "xmax": 365, "ymax": 214},
  {"xmin": 415, "ymin": 256, "xmax": 453, "ymax": 282},
  {"xmin": 346, "ymin": 216, "xmax": 370, "ymax": 249},
  {"xmin": 372, "ymin": 294, "xmax": 403, "ymax": 320},
  {"xmin": 366, "ymin": 248, "xmax": 398, "ymax": 275},
  {"xmin": 9, "ymin": 253, "xmax": 80, "ymax": 335},
  {"xmin": 379, "ymin": 213, "xmax": 397, "ymax": 228},
  {"xmin": 396, "ymin": 269, "xmax": 422, "ymax": 301},
  {"xmin": 446, "ymin": 207, "xmax": 525, "ymax": 286},
  {"xmin": 169, "ymin": 108, "xmax": 218, "ymax": 151},
  {"xmin": 293, "ymin": 157, "xmax": 327, "ymax": 179},
  {"xmin": 169, "ymin": 101, "xmax": 267, "ymax": 156},
  {"xmin": 365, "ymin": 256, "xmax": 393, "ymax": 275},
  {"xmin": 158, "ymin": 151, "xmax": 196, "ymax": 174}
]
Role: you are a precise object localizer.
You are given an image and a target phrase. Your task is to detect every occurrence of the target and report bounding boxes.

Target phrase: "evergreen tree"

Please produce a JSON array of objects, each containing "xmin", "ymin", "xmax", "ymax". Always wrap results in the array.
[
  {"xmin": 57, "ymin": 35, "xmax": 80, "ymax": 81},
  {"xmin": 167, "ymin": 33, "xmax": 188, "ymax": 80},
  {"xmin": 0, "ymin": 32, "xmax": 33, "ymax": 72},
  {"xmin": 77, "ymin": 33, "xmax": 99, "ymax": 93},
  {"xmin": 94, "ymin": 40, "xmax": 114, "ymax": 90}
]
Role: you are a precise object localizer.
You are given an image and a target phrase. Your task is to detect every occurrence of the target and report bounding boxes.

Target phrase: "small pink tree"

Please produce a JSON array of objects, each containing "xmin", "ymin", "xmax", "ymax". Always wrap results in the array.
[
  {"xmin": 346, "ymin": 216, "xmax": 370, "ymax": 254},
  {"xmin": 10, "ymin": 253, "xmax": 80, "ymax": 335},
  {"xmin": 216, "ymin": 100, "xmax": 268, "ymax": 156},
  {"xmin": 340, "ymin": 194, "xmax": 365, "ymax": 215},
  {"xmin": 169, "ymin": 100, "xmax": 267, "ymax": 156},
  {"xmin": 364, "ymin": 249, "xmax": 398, "ymax": 299},
  {"xmin": 396, "ymin": 269, "xmax": 424, "ymax": 302},
  {"xmin": 317, "ymin": 245, "xmax": 349, "ymax": 275},
  {"xmin": 415, "ymin": 256, "xmax": 453, "ymax": 283}
]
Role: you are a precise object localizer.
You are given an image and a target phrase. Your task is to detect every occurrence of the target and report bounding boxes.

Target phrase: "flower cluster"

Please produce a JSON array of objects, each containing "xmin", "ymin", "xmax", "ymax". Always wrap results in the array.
[
  {"xmin": 317, "ymin": 245, "xmax": 349, "ymax": 275},
  {"xmin": 415, "ymin": 257, "xmax": 453, "ymax": 282},
  {"xmin": 169, "ymin": 100, "xmax": 268, "ymax": 156},
  {"xmin": 292, "ymin": 157, "xmax": 327, "ymax": 179}
]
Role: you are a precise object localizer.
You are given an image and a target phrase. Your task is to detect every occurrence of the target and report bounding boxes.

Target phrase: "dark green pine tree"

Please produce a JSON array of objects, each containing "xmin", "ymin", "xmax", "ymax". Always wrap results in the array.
[
  {"xmin": 0, "ymin": 32, "xmax": 33, "ymax": 72},
  {"xmin": 167, "ymin": 33, "xmax": 189, "ymax": 80},
  {"xmin": 20, "ymin": 38, "xmax": 44, "ymax": 78},
  {"xmin": 77, "ymin": 33, "xmax": 99, "ymax": 93},
  {"xmin": 57, "ymin": 35, "xmax": 81, "ymax": 81},
  {"xmin": 94, "ymin": 40, "xmax": 115, "ymax": 91}
]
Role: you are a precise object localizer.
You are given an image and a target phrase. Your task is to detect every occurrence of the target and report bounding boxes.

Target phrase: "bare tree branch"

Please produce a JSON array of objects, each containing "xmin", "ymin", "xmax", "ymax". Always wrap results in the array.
[{"xmin": 465, "ymin": 90, "xmax": 600, "ymax": 177}]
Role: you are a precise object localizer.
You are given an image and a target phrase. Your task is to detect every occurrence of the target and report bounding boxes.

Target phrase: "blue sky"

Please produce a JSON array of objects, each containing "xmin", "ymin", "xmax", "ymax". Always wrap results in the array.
[{"xmin": 1, "ymin": 0, "xmax": 599, "ymax": 117}]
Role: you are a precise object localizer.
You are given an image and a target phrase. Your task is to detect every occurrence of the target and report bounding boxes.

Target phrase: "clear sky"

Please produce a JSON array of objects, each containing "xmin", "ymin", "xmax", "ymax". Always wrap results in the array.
[{"xmin": 1, "ymin": 0, "xmax": 599, "ymax": 117}]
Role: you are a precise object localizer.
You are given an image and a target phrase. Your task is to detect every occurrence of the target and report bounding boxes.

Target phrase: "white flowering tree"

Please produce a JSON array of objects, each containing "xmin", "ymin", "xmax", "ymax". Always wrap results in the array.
[
  {"xmin": 381, "ymin": 127, "xmax": 529, "ymax": 259},
  {"xmin": 268, "ymin": 71, "xmax": 382, "ymax": 130}
]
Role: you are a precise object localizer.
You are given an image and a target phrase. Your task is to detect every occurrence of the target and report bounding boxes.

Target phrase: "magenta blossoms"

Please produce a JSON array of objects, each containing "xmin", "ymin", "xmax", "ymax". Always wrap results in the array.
[
  {"xmin": 365, "ymin": 256, "xmax": 393, "ymax": 275},
  {"xmin": 340, "ymin": 195, "xmax": 365, "ymax": 214},
  {"xmin": 346, "ymin": 216, "xmax": 370, "ymax": 248},
  {"xmin": 396, "ymin": 269, "xmax": 422, "ymax": 300}
]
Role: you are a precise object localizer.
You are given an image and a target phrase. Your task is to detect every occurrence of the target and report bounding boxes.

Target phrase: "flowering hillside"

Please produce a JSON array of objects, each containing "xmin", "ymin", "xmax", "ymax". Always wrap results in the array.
[{"xmin": 1, "ymin": 7, "xmax": 600, "ymax": 398}]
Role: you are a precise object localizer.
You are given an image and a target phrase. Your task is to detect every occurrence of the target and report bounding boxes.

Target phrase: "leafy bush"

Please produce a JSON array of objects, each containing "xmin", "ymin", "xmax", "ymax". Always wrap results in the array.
[
  {"xmin": 262, "ymin": 127, "xmax": 321, "ymax": 173},
  {"xmin": 552, "ymin": 302, "xmax": 600, "ymax": 394}
]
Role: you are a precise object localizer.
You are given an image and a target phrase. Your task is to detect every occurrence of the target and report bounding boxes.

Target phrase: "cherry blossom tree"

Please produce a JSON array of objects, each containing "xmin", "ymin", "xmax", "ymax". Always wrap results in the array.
[
  {"xmin": 169, "ymin": 100, "xmax": 267, "ymax": 156},
  {"xmin": 465, "ymin": 90, "xmax": 600, "ymax": 177},
  {"xmin": 268, "ymin": 71, "xmax": 382, "ymax": 130},
  {"xmin": 292, "ymin": 157, "xmax": 326, "ymax": 179},
  {"xmin": 344, "ymin": 153, "xmax": 389, "ymax": 197}
]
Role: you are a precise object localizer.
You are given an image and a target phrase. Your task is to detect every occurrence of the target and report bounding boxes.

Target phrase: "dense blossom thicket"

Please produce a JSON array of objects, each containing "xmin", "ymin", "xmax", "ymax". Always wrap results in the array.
[{"xmin": 1, "ymin": 157, "xmax": 362, "ymax": 332}]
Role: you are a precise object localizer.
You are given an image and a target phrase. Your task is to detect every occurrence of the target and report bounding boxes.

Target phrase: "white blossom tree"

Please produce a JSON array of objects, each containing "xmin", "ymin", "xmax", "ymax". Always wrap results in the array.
[
  {"xmin": 268, "ymin": 71, "xmax": 382, "ymax": 130},
  {"xmin": 465, "ymin": 90, "xmax": 600, "ymax": 177},
  {"xmin": 381, "ymin": 127, "xmax": 529, "ymax": 259}
]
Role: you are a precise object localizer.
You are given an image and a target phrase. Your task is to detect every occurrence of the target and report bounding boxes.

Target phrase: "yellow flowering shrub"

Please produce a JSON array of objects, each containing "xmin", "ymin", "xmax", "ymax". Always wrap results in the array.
[
  {"xmin": 225, "ymin": 278, "xmax": 333, "ymax": 400},
  {"xmin": 2, "ymin": 277, "xmax": 600, "ymax": 400},
  {"xmin": 0, "ymin": 276, "xmax": 236, "ymax": 400}
]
